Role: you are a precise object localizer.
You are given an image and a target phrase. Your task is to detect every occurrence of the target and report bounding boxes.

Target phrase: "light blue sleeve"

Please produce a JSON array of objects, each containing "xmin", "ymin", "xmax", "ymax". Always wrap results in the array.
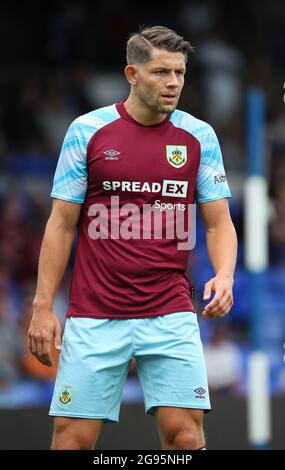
[
  {"xmin": 195, "ymin": 127, "xmax": 231, "ymax": 204},
  {"xmin": 50, "ymin": 119, "xmax": 89, "ymax": 204},
  {"xmin": 50, "ymin": 104, "xmax": 121, "ymax": 203}
]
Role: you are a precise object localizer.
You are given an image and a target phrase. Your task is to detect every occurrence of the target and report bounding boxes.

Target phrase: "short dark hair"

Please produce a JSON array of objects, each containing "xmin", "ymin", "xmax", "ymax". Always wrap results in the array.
[{"xmin": 126, "ymin": 25, "xmax": 193, "ymax": 65}]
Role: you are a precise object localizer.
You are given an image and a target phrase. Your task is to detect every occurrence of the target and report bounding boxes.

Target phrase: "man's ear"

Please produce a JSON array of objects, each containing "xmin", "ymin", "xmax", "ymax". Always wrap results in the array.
[{"xmin": 124, "ymin": 65, "xmax": 139, "ymax": 85}]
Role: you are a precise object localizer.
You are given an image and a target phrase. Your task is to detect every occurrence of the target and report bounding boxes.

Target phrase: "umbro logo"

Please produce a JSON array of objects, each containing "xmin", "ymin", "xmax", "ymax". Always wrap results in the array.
[
  {"xmin": 104, "ymin": 149, "xmax": 121, "ymax": 160},
  {"xmin": 194, "ymin": 387, "xmax": 206, "ymax": 398}
]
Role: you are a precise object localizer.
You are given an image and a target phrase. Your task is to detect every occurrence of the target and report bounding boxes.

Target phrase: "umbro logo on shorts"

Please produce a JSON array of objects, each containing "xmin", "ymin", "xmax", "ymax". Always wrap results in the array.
[{"xmin": 194, "ymin": 387, "xmax": 206, "ymax": 398}]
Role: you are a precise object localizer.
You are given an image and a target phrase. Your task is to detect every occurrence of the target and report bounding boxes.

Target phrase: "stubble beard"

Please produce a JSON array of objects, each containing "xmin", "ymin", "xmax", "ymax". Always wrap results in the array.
[{"xmin": 138, "ymin": 87, "xmax": 179, "ymax": 115}]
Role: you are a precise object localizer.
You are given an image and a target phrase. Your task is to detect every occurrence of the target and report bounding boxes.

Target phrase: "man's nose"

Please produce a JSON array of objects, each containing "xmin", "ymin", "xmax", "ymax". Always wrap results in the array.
[{"xmin": 167, "ymin": 71, "xmax": 179, "ymax": 87}]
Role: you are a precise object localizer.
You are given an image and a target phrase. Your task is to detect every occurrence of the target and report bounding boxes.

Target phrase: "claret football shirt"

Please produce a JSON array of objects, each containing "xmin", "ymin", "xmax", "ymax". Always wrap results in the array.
[{"xmin": 51, "ymin": 100, "xmax": 231, "ymax": 319}]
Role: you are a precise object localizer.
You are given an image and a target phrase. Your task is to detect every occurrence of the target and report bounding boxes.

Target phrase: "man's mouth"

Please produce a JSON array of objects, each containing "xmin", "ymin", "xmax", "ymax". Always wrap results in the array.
[
  {"xmin": 161, "ymin": 94, "xmax": 177, "ymax": 104},
  {"xmin": 161, "ymin": 94, "xmax": 177, "ymax": 99}
]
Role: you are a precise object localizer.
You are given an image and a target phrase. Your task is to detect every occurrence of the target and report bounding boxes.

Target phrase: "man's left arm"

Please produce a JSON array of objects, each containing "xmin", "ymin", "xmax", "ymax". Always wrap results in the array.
[{"xmin": 199, "ymin": 198, "xmax": 237, "ymax": 318}]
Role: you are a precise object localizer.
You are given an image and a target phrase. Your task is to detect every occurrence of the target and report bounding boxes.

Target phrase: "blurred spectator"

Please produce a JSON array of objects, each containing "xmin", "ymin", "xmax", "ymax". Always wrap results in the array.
[
  {"xmin": 0, "ymin": 192, "xmax": 52, "ymax": 285},
  {"xmin": 0, "ymin": 194, "xmax": 30, "ymax": 283},
  {"xmin": 179, "ymin": 1, "xmax": 218, "ymax": 36},
  {"xmin": 1, "ymin": 80, "xmax": 47, "ymax": 154},
  {"xmin": 39, "ymin": 72, "xmax": 76, "ymax": 154},
  {"xmin": 65, "ymin": 65, "xmax": 95, "ymax": 114},
  {"xmin": 84, "ymin": 71, "xmax": 128, "ymax": 108},
  {"xmin": 196, "ymin": 25, "xmax": 245, "ymax": 128},
  {"xmin": 24, "ymin": 192, "xmax": 51, "ymax": 279},
  {"xmin": 0, "ymin": 259, "xmax": 20, "ymax": 320},
  {"xmin": 0, "ymin": 287, "xmax": 24, "ymax": 388},
  {"xmin": 269, "ymin": 150, "xmax": 285, "ymax": 198},
  {"xmin": 269, "ymin": 185, "xmax": 285, "ymax": 265},
  {"xmin": 204, "ymin": 325, "xmax": 243, "ymax": 395}
]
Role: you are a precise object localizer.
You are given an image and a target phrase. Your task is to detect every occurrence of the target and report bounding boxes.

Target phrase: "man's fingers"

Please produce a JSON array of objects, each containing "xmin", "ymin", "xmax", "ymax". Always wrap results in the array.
[
  {"xmin": 27, "ymin": 313, "xmax": 60, "ymax": 367},
  {"xmin": 203, "ymin": 289, "xmax": 224, "ymax": 311},
  {"xmin": 203, "ymin": 302, "xmax": 229, "ymax": 317},
  {"xmin": 203, "ymin": 289, "xmax": 229, "ymax": 310},
  {"xmin": 29, "ymin": 334, "xmax": 53, "ymax": 367},
  {"xmin": 203, "ymin": 299, "xmax": 231, "ymax": 316},
  {"xmin": 36, "ymin": 354, "xmax": 53, "ymax": 367},
  {"xmin": 202, "ymin": 274, "xmax": 234, "ymax": 319},
  {"xmin": 36, "ymin": 337, "xmax": 43, "ymax": 357},
  {"xmin": 34, "ymin": 338, "xmax": 52, "ymax": 366},
  {"xmin": 42, "ymin": 338, "xmax": 54, "ymax": 367},
  {"xmin": 37, "ymin": 346, "xmax": 53, "ymax": 367},
  {"xmin": 203, "ymin": 291, "xmax": 233, "ymax": 317},
  {"xmin": 54, "ymin": 327, "xmax": 62, "ymax": 351},
  {"xmin": 39, "ymin": 355, "xmax": 53, "ymax": 367},
  {"xmin": 203, "ymin": 282, "xmax": 213, "ymax": 300},
  {"xmin": 30, "ymin": 336, "xmax": 37, "ymax": 355},
  {"xmin": 203, "ymin": 291, "xmax": 211, "ymax": 300},
  {"xmin": 42, "ymin": 338, "xmax": 52, "ymax": 356}
]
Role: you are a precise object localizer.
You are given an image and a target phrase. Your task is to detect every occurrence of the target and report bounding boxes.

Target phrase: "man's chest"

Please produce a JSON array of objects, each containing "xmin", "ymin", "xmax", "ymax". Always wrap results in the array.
[{"xmin": 86, "ymin": 122, "xmax": 200, "ymax": 200}]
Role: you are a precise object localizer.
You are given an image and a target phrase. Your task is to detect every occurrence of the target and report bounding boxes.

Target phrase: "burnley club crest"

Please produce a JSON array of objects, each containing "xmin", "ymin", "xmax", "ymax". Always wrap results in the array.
[{"xmin": 166, "ymin": 145, "xmax": 187, "ymax": 168}]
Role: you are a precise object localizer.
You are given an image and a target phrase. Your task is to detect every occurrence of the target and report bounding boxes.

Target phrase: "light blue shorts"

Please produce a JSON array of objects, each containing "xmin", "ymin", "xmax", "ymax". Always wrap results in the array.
[{"xmin": 49, "ymin": 311, "xmax": 211, "ymax": 423}]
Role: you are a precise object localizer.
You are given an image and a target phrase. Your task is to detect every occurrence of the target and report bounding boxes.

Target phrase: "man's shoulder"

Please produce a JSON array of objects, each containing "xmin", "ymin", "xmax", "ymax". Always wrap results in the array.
[
  {"xmin": 71, "ymin": 103, "xmax": 121, "ymax": 132},
  {"xmin": 170, "ymin": 108, "xmax": 215, "ymax": 141}
]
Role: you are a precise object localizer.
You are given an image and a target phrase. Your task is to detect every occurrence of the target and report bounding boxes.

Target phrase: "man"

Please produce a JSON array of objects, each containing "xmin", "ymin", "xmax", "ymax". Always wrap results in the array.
[{"xmin": 28, "ymin": 25, "xmax": 237, "ymax": 450}]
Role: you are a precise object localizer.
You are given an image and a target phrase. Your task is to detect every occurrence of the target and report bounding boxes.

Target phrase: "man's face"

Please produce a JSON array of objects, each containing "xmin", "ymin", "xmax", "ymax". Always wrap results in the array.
[{"xmin": 134, "ymin": 48, "xmax": 186, "ymax": 114}]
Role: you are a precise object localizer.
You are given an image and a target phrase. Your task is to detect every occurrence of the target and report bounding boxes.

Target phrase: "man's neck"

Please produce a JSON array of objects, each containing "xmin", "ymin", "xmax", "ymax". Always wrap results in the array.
[{"xmin": 124, "ymin": 96, "xmax": 167, "ymax": 126}]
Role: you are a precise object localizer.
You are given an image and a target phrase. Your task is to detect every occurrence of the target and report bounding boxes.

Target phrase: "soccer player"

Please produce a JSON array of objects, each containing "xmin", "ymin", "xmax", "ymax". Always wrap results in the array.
[{"xmin": 28, "ymin": 26, "xmax": 237, "ymax": 450}]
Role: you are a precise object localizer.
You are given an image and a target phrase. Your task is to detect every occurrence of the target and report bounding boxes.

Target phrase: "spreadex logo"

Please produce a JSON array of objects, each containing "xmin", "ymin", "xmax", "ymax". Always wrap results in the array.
[{"xmin": 102, "ymin": 180, "xmax": 188, "ymax": 198}]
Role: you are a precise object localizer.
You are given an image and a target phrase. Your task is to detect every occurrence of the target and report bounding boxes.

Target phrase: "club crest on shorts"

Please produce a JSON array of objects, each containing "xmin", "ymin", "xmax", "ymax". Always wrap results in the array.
[
  {"xmin": 59, "ymin": 385, "xmax": 74, "ymax": 407},
  {"xmin": 166, "ymin": 145, "xmax": 187, "ymax": 168}
]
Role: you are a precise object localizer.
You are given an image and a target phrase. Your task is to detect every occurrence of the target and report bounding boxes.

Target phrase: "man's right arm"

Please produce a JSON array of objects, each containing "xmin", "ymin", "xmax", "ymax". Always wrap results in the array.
[{"xmin": 28, "ymin": 198, "xmax": 82, "ymax": 367}]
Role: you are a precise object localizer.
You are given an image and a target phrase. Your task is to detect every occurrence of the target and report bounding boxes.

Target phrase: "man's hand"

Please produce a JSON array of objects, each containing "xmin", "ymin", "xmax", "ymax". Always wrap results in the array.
[
  {"xmin": 202, "ymin": 273, "xmax": 234, "ymax": 318},
  {"xmin": 28, "ymin": 307, "xmax": 62, "ymax": 367}
]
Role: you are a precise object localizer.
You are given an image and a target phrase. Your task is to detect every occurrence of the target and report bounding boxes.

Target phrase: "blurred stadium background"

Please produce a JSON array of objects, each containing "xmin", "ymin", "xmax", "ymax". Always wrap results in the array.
[{"xmin": 0, "ymin": 0, "xmax": 284, "ymax": 449}]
